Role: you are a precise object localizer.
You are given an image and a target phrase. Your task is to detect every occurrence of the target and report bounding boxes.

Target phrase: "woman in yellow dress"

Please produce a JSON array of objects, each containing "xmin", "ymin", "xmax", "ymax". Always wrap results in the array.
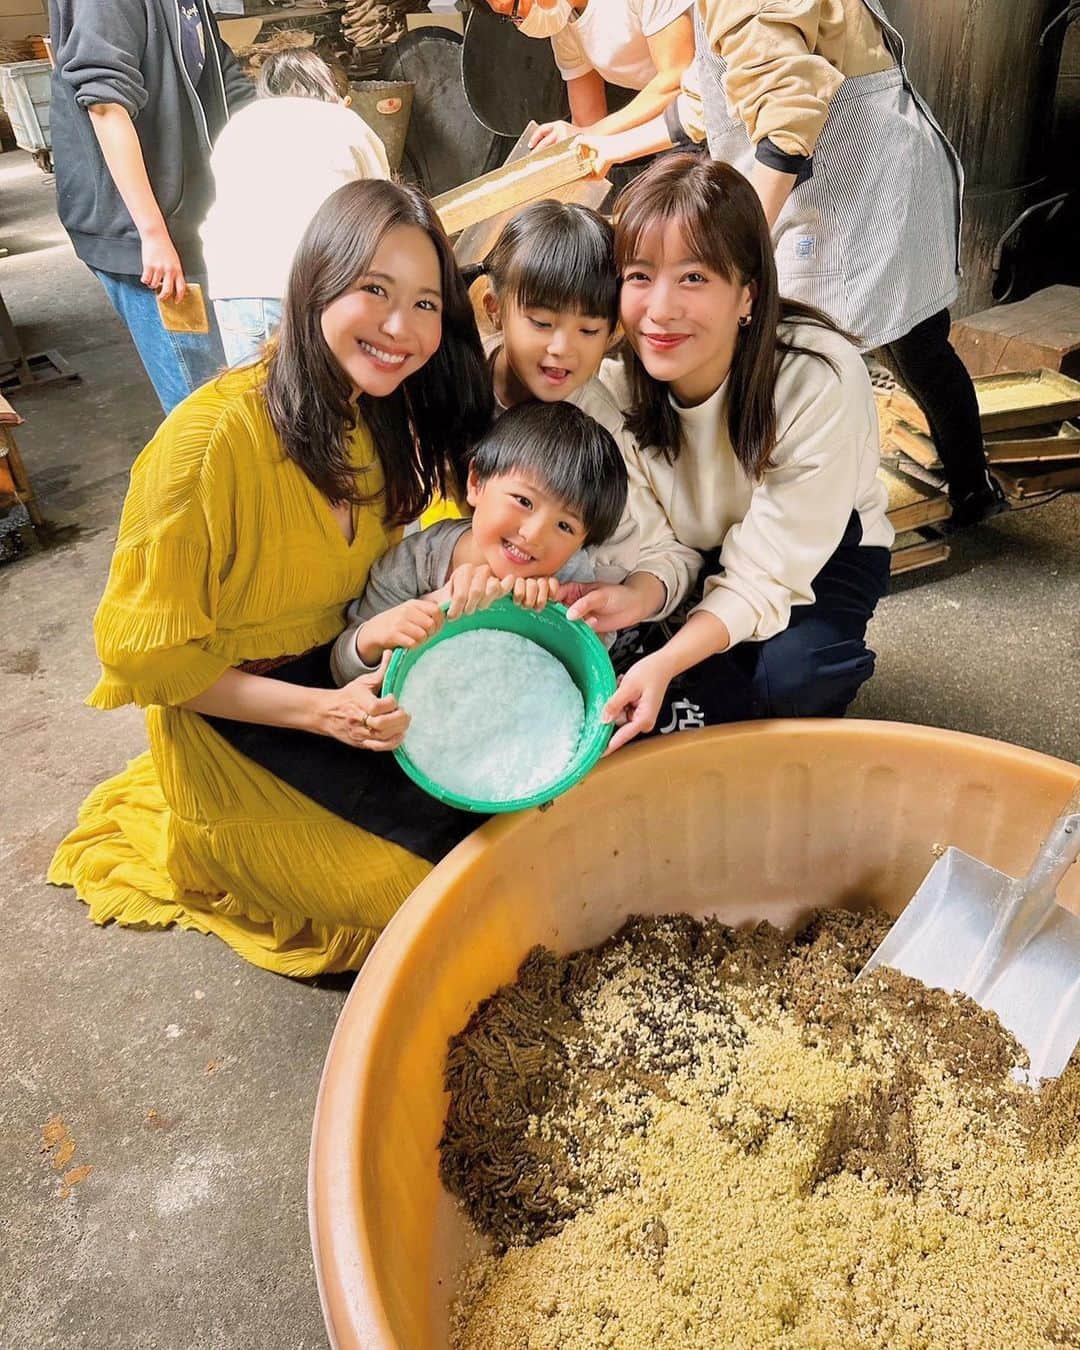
[{"xmin": 48, "ymin": 179, "xmax": 492, "ymax": 977}]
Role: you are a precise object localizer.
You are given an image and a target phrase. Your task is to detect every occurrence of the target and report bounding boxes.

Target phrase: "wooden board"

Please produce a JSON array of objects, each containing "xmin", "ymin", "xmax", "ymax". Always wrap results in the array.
[
  {"xmin": 885, "ymin": 419, "xmax": 942, "ymax": 470},
  {"xmin": 218, "ymin": 18, "xmax": 262, "ymax": 50},
  {"xmin": 890, "ymin": 532, "xmax": 950, "ymax": 575},
  {"xmin": 880, "ymin": 464, "xmax": 951, "ymax": 531},
  {"xmin": 452, "ymin": 123, "xmax": 611, "ymax": 266},
  {"xmin": 973, "ymin": 368, "xmax": 1080, "ymax": 433},
  {"xmin": 873, "ymin": 387, "xmax": 929, "ymax": 436},
  {"xmin": 435, "ymin": 136, "xmax": 601, "ymax": 237},
  {"xmin": 982, "ymin": 421, "xmax": 1080, "ymax": 464},
  {"xmin": 952, "ymin": 286, "xmax": 1080, "ymax": 378},
  {"xmin": 993, "ymin": 462, "xmax": 1080, "ymax": 498}
]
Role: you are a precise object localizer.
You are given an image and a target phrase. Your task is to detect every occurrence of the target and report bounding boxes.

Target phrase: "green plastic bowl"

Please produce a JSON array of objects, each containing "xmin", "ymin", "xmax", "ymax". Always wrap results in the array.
[{"xmin": 384, "ymin": 596, "xmax": 616, "ymax": 814}]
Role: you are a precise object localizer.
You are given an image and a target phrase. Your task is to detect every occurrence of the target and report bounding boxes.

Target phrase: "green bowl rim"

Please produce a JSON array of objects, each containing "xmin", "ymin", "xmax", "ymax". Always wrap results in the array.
[{"xmin": 385, "ymin": 600, "xmax": 616, "ymax": 814}]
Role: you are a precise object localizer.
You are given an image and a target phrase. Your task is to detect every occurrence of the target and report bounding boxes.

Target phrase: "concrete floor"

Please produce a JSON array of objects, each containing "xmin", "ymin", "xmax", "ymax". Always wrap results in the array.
[{"xmin": 1, "ymin": 146, "xmax": 1077, "ymax": 1349}]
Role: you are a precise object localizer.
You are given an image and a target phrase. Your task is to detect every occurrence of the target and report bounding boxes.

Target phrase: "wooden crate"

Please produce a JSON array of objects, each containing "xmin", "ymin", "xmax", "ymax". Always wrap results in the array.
[
  {"xmin": 0, "ymin": 392, "xmax": 45, "ymax": 536},
  {"xmin": 952, "ymin": 286, "xmax": 1080, "ymax": 379}
]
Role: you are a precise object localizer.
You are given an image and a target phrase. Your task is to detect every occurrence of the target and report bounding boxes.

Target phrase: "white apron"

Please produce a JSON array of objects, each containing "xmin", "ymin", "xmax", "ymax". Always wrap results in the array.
[{"xmin": 694, "ymin": 0, "xmax": 962, "ymax": 349}]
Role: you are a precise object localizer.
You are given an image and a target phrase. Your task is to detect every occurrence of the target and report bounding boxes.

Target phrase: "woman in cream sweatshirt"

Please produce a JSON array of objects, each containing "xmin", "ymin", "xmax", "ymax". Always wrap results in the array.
[{"xmin": 567, "ymin": 152, "xmax": 893, "ymax": 747}]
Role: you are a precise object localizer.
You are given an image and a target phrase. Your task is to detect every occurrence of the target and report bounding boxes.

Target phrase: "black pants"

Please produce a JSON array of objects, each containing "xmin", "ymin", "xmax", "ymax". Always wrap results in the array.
[
  {"xmin": 880, "ymin": 308, "xmax": 993, "ymax": 502},
  {"xmin": 202, "ymin": 646, "xmax": 482, "ymax": 864},
  {"xmin": 613, "ymin": 524, "xmax": 891, "ymax": 734}
]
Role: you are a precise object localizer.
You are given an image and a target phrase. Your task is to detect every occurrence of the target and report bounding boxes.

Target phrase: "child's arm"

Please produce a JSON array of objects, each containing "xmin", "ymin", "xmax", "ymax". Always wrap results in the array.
[
  {"xmin": 331, "ymin": 533, "xmax": 439, "ymax": 685},
  {"xmin": 348, "ymin": 598, "xmax": 445, "ymax": 669}
]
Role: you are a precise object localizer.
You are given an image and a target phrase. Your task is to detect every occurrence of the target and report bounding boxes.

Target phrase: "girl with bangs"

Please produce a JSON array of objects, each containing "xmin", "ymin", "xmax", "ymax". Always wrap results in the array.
[
  {"xmin": 567, "ymin": 152, "xmax": 894, "ymax": 747},
  {"xmin": 48, "ymin": 179, "xmax": 493, "ymax": 977},
  {"xmin": 463, "ymin": 197, "xmax": 647, "ymax": 584}
]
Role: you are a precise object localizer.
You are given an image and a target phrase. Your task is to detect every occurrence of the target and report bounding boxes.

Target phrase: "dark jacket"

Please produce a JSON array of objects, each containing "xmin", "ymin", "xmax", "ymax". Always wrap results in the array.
[{"xmin": 48, "ymin": 0, "xmax": 254, "ymax": 275}]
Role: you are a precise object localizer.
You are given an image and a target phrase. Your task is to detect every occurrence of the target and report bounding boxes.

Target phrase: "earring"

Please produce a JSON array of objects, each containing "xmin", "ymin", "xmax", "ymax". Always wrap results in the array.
[{"xmin": 738, "ymin": 313, "xmax": 752, "ymax": 329}]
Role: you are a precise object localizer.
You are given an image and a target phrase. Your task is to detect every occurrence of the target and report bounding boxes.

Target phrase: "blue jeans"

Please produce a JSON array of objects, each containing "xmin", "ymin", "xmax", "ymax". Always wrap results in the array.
[
  {"xmin": 214, "ymin": 298, "xmax": 283, "ymax": 368},
  {"xmin": 91, "ymin": 267, "xmax": 226, "ymax": 415}
]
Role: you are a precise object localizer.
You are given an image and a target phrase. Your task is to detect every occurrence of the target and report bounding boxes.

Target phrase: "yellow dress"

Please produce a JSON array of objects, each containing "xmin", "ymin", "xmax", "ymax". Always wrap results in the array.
[{"xmin": 48, "ymin": 365, "xmax": 432, "ymax": 976}]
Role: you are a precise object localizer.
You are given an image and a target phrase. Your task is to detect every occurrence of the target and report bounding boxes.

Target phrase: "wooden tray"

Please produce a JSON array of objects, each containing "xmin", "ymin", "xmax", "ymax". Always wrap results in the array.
[
  {"xmin": 973, "ymin": 368, "xmax": 1080, "ymax": 433},
  {"xmin": 994, "ymin": 461, "xmax": 1080, "ymax": 498},
  {"xmin": 890, "ymin": 531, "xmax": 950, "ymax": 575},
  {"xmin": 453, "ymin": 124, "xmax": 611, "ymax": 267},
  {"xmin": 434, "ymin": 137, "xmax": 600, "ymax": 237},
  {"xmin": 983, "ymin": 421, "xmax": 1080, "ymax": 464},
  {"xmin": 881, "ymin": 464, "xmax": 951, "ymax": 531}
]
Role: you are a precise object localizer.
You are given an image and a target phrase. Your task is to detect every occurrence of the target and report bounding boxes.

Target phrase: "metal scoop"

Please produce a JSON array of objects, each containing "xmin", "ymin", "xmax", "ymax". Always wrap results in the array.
[{"xmin": 860, "ymin": 780, "xmax": 1080, "ymax": 1082}]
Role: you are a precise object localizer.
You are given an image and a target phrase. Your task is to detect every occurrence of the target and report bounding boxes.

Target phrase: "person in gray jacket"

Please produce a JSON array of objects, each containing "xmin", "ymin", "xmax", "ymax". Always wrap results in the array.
[{"xmin": 48, "ymin": 0, "xmax": 253, "ymax": 413}]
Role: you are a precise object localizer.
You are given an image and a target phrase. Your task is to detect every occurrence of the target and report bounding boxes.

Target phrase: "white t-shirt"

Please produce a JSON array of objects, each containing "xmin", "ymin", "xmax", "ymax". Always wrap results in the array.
[
  {"xmin": 201, "ymin": 97, "xmax": 390, "ymax": 301},
  {"xmin": 551, "ymin": 0, "xmax": 692, "ymax": 90}
]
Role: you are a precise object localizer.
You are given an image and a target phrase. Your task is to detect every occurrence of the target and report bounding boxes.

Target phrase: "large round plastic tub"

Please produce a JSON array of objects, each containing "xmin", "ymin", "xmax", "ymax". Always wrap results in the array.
[{"xmin": 309, "ymin": 720, "xmax": 1080, "ymax": 1350}]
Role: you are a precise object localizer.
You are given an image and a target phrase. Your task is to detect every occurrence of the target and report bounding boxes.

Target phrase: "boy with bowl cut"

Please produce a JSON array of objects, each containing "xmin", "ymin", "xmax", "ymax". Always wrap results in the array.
[{"xmin": 331, "ymin": 399, "xmax": 632, "ymax": 685}]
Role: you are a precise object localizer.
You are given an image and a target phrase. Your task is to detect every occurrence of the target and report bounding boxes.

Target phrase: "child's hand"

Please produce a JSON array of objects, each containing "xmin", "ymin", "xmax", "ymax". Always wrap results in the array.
[
  {"xmin": 355, "ymin": 599, "xmax": 444, "ymax": 665},
  {"xmin": 511, "ymin": 575, "xmax": 560, "ymax": 610},
  {"xmin": 441, "ymin": 564, "xmax": 514, "ymax": 620}
]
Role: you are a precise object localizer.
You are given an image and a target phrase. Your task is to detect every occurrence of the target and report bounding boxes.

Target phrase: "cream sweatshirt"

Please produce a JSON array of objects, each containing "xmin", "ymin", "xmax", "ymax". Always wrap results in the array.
[
  {"xmin": 600, "ymin": 321, "xmax": 893, "ymax": 645},
  {"xmin": 200, "ymin": 97, "xmax": 390, "ymax": 301}
]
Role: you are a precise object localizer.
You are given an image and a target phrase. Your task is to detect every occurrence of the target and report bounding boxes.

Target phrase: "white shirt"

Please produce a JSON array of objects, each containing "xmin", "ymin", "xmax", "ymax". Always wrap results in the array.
[
  {"xmin": 200, "ymin": 97, "xmax": 390, "ymax": 300},
  {"xmin": 551, "ymin": 0, "xmax": 692, "ymax": 89},
  {"xmin": 600, "ymin": 323, "xmax": 894, "ymax": 644}
]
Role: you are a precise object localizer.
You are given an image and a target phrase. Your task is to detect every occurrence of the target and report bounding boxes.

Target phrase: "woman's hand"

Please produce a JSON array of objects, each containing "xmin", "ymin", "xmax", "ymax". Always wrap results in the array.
[
  {"xmin": 438, "ymin": 564, "xmax": 515, "ymax": 619},
  {"xmin": 573, "ymin": 132, "xmax": 621, "ymax": 179},
  {"xmin": 566, "ymin": 581, "xmax": 653, "ymax": 634},
  {"xmin": 355, "ymin": 598, "xmax": 444, "ymax": 666},
  {"xmin": 602, "ymin": 651, "xmax": 676, "ymax": 753},
  {"xmin": 317, "ymin": 659, "xmax": 410, "ymax": 752},
  {"xmin": 529, "ymin": 119, "xmax": 578, "ymax": 152},
  {"xmin": 511, "ymin": 575, "xmax": 560, "ymax": 610}
]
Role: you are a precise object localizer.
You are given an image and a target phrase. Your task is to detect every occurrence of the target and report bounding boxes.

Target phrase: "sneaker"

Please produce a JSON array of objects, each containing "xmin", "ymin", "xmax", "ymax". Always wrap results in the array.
[{"xmin": 943, "ymin": 478, "xmax": 1008, "ymax": 533}]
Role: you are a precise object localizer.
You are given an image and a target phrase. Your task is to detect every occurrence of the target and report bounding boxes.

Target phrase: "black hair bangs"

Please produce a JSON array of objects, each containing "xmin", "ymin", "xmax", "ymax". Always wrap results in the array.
[
  {"xmin": 486, "ymin": 201, "xmax": 619, "ymax": 327},
  {"xmin": 471, "ymin": 401, "xmax": 628, "ymax": 545}
]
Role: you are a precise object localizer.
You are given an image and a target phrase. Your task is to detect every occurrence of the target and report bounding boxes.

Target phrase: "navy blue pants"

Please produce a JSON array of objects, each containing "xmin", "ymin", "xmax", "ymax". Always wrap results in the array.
[{"xmin": 613, "ymin": 523, "xmax": 891, "ymax": 735}]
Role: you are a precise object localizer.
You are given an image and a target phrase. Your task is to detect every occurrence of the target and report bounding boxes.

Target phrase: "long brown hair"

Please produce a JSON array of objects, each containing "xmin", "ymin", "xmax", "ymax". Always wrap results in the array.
[
  {"xmin": 263, "ymin": 179, "xmax": 492, "ymax": 525},
  {"xmin": 613, "ymin": 152, "xmax": 849, "ymax": 478}
]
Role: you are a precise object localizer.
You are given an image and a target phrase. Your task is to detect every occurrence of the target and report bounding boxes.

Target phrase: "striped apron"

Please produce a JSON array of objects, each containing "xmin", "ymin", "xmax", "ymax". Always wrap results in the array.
[{"xmin": 693, "ymin": 0, "xmax": 962, "ymax": 350}]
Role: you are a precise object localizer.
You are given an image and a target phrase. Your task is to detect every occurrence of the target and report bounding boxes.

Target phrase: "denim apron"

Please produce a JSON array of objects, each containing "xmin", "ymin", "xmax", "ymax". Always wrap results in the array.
[{"xmin": 693, "ymin": 0, "xmax": 962, "ymax": 349}]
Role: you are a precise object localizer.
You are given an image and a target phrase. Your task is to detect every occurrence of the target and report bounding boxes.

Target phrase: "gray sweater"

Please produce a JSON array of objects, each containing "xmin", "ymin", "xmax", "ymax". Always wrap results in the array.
[
  {"xmin": 48, "ymin": 0, "xmax": 253, "ymax": 274},
  {"xmin": 331, "ymin": 519, "xmax": 608, "ymax": 685}
]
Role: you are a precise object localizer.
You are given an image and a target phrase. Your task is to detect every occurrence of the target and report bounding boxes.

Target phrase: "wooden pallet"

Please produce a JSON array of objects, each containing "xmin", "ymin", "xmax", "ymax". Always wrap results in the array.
[{"xmin": 890, "ymin": 531, "xmax": 950, "ymax": 575}]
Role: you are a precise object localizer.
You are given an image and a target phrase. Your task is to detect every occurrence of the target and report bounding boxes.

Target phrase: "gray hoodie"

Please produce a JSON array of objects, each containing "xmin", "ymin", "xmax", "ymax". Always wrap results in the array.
[{"xmin": 48, "ymin": 0, "xmax": 253, "ymax": 275}]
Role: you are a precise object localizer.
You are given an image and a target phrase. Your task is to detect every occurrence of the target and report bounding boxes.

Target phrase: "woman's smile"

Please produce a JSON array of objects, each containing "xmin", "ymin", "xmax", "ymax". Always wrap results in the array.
[
  {"xmin": 641, "ymin": 330, "xmax": 691, "ymax": 352},
  {"xmin": 357, "ymin": 338, "xmax": 409, "ymax": 369}
]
